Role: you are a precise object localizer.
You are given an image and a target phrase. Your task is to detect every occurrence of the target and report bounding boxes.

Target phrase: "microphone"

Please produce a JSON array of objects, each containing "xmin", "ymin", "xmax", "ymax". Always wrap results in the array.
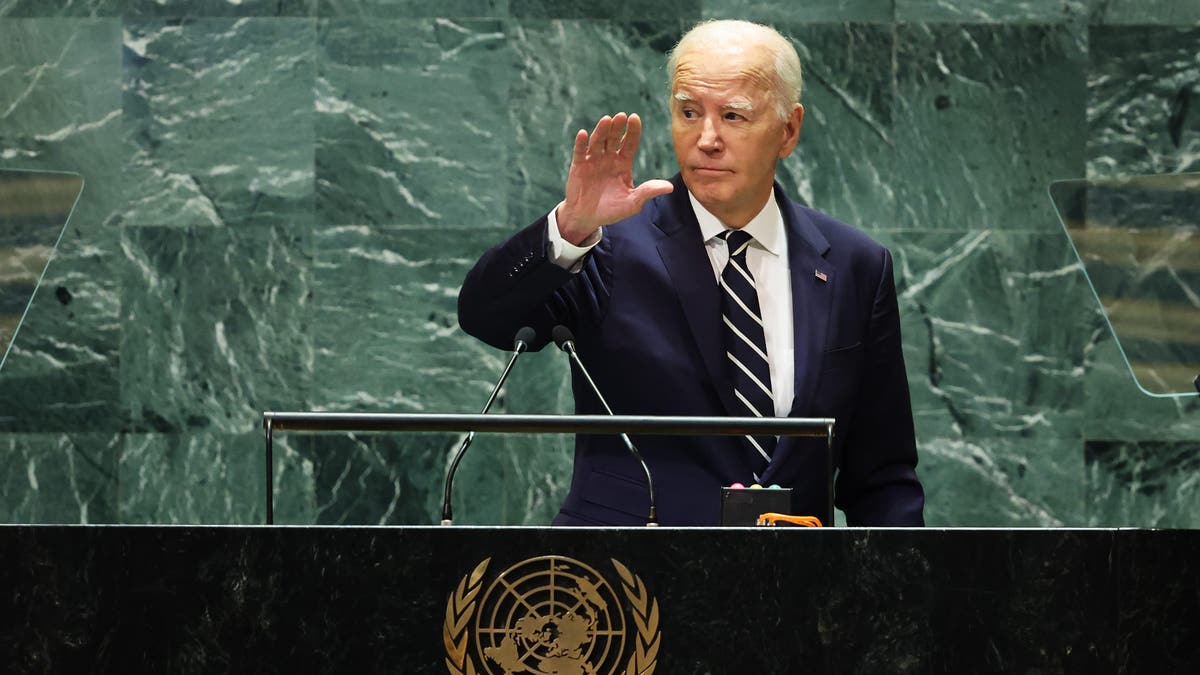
[
  {"xmin": 552, "ymin": 324, "xmax": 658, "ymax": 526},
  {"xmin": 440, "ymin": 326, "xmax": 536, "ymax": 525}
]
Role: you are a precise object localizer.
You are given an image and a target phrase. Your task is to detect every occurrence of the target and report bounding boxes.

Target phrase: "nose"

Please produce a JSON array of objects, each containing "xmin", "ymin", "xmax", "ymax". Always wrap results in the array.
[{"xmin": 697, "ymin": 116, "xmax": 721, "ymax": 152}]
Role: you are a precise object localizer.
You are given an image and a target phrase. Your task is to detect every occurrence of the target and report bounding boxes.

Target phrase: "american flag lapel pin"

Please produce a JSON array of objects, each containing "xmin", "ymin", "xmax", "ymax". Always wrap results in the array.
[{"xmin": 815, "ymin": 269, "xmax": 828, "ymax": 283}]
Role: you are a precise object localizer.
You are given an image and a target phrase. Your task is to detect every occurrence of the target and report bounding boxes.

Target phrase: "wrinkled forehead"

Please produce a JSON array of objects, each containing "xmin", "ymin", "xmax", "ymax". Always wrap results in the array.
[{"xmin": 670, "ymin": 42, "xmax": 775, "ymax": 96}]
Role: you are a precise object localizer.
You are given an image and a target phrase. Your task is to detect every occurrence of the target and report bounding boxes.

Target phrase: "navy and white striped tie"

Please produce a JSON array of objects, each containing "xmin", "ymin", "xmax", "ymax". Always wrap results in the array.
[{"xmin": 718, "ymin": 230, "xmax": 776, "ymax": 472}]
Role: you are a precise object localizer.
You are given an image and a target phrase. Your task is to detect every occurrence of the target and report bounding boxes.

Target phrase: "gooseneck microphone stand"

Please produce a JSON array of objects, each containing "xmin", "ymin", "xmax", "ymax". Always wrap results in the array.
[
  {"xmin": 440, "ymin": 327, "xmax": 535, "ymax": 525},
  {"xmin": 552, "ymin": 325, "xmax": 659, "ymax": 527}
]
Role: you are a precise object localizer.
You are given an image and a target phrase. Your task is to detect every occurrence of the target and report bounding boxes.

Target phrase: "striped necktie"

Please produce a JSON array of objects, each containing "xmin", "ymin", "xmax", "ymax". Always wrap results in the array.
[{"xmin": 718, "ymin": 230, "xmax": 776, "ymax": 471}]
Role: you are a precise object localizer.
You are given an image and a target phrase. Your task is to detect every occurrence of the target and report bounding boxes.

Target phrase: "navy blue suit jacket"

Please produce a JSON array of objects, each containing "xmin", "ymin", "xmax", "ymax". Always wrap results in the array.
[{"xmin": 458, "ymin": 174, "xmax": 924, "ymax": 526}]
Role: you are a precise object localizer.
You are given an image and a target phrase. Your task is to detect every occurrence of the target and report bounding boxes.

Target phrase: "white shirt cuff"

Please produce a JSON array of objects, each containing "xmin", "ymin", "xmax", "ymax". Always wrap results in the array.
[{"xmin": 547, "ymin": 201, "xmax": 601, "ymax": 272}]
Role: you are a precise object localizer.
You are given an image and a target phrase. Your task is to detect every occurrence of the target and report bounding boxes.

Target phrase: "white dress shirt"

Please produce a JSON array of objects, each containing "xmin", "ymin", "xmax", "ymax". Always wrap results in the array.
[{"xmin": 547, "ymin": 193, "xmax": 795, "ymax": 417}]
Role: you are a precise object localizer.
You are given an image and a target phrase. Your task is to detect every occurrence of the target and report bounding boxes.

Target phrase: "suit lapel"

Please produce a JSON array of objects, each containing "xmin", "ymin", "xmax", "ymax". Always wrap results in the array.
[
  {"xmin": 654, "ymin": 175, "xmax": 741, "ymax": 417},
  {"xmin": 778, "ymin": 187, "xmax": 835, "ymax": 417}
]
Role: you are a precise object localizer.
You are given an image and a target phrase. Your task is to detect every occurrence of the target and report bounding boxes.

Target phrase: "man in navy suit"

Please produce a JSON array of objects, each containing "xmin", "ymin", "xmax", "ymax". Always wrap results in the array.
[{"xmin": 458, "ymin": 20, "xmax": 924, "ymax": 526}]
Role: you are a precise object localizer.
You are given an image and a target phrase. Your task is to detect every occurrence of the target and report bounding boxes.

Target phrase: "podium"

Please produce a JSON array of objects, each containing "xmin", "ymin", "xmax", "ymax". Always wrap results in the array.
[{"xmin": 2, "ymin": 525, "xmax": 1197, "ymax": 673}]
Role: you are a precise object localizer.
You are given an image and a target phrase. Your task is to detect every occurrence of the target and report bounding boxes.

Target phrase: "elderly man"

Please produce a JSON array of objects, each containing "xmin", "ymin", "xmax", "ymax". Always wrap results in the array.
[{"xmin": 458, "ymin": 20, "xmax": 924, "ymax": 526}]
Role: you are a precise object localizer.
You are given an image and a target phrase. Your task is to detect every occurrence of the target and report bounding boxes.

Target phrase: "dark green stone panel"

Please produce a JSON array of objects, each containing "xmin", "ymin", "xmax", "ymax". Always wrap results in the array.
[
  {"xmin": 1081, "ymin": 336, "xmax": 1200, "ymax": 441},
  {"xmin": 893, "ymin": 23, "xmax": 1087, "ymax": 230},
  {"xmin": 0, "ymin": 225, "xmax": 123, "ymax": 432},
  {"xmin": 1084, "ymin": 438, "xmax": 1200, "ymax": 528},
  {"xmin": 784, "ymin": 23, "xmax": 896, "ymax": 230},
  {"xmin": 0, "ymin": 433, "xmax": 118, "ymax": 523},
  {"xmin": 122, "ymin": 18, "xmax": 316, "ymax": 227},
  {"xmin": 918, "ymin": 435, "xmax": 1085, "ymax": 526},
  {"xmin": 506, "ymin": 21, "xmax": 685, "ymax": 228},
  {"xmin": 315, "ymin": 18, "xmax": 511, "ymax": 226},
  {"xmin": 118, "ymin": 225, "xmax": 312, "ymax": 434},
  {"xmin": 511, "ymin": 0, "xmax": 700, "ymax": 22},
  {"xmin": 318, "ymin": 0, "xmax": 507, "ymax": 17},
  {"xmin": 309, "ymin": 225, "xmax": 571, "ymax": 525},
  {"xmin": 0, "ymin": 0, "xmax": 315, "ymax": 18},
  {"xmin": 1089, "ymin": 0, "xmax": 1200, "ymax": 25},
  {"xmin": 118, "ymin": 431, "xmax": 312, "ymax": 524},
  {"xmin": 1087, "ymin": 25, "xmax": 1200, "ymax": 177},
  {"xmin": 896, "ymin": 0, "xmax": 1076, "ymax": 23},
  {"xmin": 703, "ymin": 0, "xmax": 893, "ymax": 22},
  {"xmin": 877, "ymin": 230, "xmax": 1100, "ymax": 442},
  {"xmin": 0, "ymin": 19, "xmax": 122, "ymax": 226}
]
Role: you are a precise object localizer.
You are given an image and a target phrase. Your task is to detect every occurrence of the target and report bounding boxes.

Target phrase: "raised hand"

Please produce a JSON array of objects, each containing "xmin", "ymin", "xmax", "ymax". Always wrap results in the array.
[{"xmin": 556, "ymin": 112, "xmax": 674, "ymax": 245}]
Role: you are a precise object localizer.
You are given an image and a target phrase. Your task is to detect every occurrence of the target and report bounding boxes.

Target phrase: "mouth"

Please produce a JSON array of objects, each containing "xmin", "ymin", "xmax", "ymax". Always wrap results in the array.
[{"xmin": 692, "ymin": 167, "xmax": 732, "ymax": 176}]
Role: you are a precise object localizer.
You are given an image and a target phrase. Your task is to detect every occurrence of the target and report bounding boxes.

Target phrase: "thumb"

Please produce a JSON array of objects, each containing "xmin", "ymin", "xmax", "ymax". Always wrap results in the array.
[{"xmin": 632, "ymin": 179, "xmax": 674, "ymax": 205}]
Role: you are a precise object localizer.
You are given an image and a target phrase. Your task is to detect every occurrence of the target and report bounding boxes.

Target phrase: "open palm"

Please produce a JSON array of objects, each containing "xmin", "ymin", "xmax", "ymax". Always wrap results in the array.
[{"xmin": 556, "ymin": 112, "xmax": 674, "ymax": 245}]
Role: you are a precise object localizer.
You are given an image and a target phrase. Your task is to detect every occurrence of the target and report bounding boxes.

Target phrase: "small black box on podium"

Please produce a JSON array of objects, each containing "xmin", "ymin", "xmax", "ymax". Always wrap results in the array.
[{"xmin": 720, "ymin": 486, "xmax": 793, "ymax": 526}]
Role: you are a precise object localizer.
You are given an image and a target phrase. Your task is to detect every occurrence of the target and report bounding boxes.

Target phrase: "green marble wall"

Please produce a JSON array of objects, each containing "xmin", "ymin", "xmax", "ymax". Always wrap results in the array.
[{"xmin": 0, "ymin": 1, "xmax": 1196, "ymax": 527}]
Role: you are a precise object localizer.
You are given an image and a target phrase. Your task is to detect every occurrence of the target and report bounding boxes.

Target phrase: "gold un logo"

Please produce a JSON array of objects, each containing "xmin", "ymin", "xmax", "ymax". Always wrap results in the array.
[{"xmin": 444, "ymin": 555, "xmax": 661, "ymax": 675}]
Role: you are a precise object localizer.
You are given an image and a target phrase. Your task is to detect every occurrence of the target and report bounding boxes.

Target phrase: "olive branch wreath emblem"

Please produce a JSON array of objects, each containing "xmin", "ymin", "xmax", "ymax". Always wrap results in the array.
[{"xmin": 443, "ymin": 557, "xmax": 660, "ymax": 675}]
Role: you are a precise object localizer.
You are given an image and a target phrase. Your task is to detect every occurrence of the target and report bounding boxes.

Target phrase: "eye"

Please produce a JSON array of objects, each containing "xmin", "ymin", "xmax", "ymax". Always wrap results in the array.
[
  {"xmin": 723, "ymin": 111, "xmax": 744, "ymax": 121},
  {"xmin": 681, "ymin": 108, "xmax": 698, "ymax": 119}
]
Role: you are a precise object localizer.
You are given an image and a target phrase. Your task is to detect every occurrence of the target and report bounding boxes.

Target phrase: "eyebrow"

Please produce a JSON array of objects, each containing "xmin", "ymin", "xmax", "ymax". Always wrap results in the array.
[{"xmin": 672, "ymin": 92, "xmax": 756, "ymax": 112}]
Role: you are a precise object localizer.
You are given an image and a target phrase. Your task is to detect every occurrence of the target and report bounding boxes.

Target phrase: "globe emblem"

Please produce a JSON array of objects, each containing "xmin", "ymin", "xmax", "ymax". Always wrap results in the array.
[{"xmin": 474, "ymin": 555, "xmax": 626, "ymax": 675}]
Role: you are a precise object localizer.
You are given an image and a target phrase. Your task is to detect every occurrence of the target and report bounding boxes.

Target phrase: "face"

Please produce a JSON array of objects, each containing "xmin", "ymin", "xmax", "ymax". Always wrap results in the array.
[{"xmin": 670, "ymin": 42, "xmax": 803, "ymax": 228}]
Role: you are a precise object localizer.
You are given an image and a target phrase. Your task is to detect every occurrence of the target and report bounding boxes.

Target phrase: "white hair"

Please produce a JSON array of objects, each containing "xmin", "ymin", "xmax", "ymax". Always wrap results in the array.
[{"xmin": 666, "ymin": 20, "xmax": 803, "ymax": 122}]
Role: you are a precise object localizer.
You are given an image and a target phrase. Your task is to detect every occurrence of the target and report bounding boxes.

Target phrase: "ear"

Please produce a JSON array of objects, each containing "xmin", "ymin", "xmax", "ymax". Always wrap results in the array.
[{"xmin": 777, "ymin": 103, "xmax": 804, "ymax": 159}]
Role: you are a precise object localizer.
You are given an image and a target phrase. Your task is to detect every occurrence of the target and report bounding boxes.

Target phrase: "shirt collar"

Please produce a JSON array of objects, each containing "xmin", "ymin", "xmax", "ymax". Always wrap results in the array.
[{"xmin": 688, "ymin": 189, "xmax": 785, "ymax": 258}]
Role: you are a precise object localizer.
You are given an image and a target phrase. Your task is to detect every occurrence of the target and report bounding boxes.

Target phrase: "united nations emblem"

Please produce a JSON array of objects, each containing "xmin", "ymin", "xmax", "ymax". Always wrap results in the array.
[{"xmin": 444, "ymin": 556, "xmax": 660, "ymax": 675}]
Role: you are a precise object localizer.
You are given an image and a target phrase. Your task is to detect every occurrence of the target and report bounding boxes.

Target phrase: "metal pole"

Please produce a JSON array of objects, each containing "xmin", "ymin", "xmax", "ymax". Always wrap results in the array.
[
  {"xmin": 825, "ymin": 421, "xmax": 835, "ymax": 527},
  {"xmin": 265, "ymin": 417, "xmax": 274, "ymax": 525},
  {"xmin": 261, "ymin": 412, "xmax": 837, "ymax": 527}
]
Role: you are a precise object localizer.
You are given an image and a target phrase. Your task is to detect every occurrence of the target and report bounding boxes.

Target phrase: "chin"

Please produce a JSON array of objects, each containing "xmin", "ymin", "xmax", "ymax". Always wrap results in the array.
[{"xmin": 687, "ymin": 180, "xmax": 734, "ymax": 205}]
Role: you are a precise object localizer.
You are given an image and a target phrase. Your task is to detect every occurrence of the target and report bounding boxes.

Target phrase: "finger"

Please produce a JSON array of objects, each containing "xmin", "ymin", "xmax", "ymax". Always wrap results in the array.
[
  {"xmin": 605, "ymin": 112, "xmax": 627, "ymax": 154},
  {"xmin": 620, "ymin": 113, "xmax": 644, "ymax": 158},
  {"xmin": 589, "ymin": 115, "xmax": 612, "ymax": 155},
  {"xmin": 571, "ymin": 128, "xmax": 588, "ymax": 164}
]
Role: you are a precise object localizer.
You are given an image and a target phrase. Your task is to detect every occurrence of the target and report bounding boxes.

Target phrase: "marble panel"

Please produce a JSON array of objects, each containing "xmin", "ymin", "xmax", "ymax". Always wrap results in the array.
[
  {"xmin": 1080, "ymin": 333, "xmax": 1200, "ymax": 442},
  {"xmin": 918, "ymin": 435, "xmax": 1086, "ymax": 526},
  {"xmin": 1087, "ymin": 25, "xmax": 1200, "ymax": 178},
  {"xmin": 893, "ymin": 23, "xmax": 1087, "ymax": 230},
  {"xmin": 1084, "ymin": 439, "xmax": 1200, "ymax": 528},
  {"xmin": 122, "ymin": 18, "xmax": 315, "ymax": 227},
  {"xmin": 875, "ymin": 230, "xmax": 1101, "ymax": 440},
  {"xmin": 118, "ymin": 431, "xmax": 311, "ymax": 523},
  {"xmin": 0, "ymin": 433, "xmax": 118, "ymax": 523},
  {"xmin": 784, "ymin": 23, "xmax": 896, "ymax": 230},
  {"xmin": 298, "ymin": 432, "xmax": 443, "ymax": 525},
  {"xmin": 315, "ymin": 18, "xmax": 510, "ymax": 227},
  {"xmin": 318, "ymin": 0, "xmax": 506, "ymax": 17},
  {"xmin": 510, "ymin": 0, "xmax": 700, "ymax": 22},
  {"xmin": 0, "ymin": 0, "xmax": 315, "ymax": 17},
  {"xmin": 118, "ymin": 224, "xmax": 312, "ymax": 434},
  {"xmin": 702, "ymin": 0, "xmax": 893, "ymax": 22},
  {"xmin": 0, "ymin": 19, "xmax": 123, "ymax": 226},
  {"xmin": 506, "ymin": 21, "xmax": 685, "ymax": 228},
  {"xmin": 896, "ymin": 0, "xmax": 1076, "ymax": 23},
  {"xmin": 0, "ymin": 20, "xmax": 125, "ymax": 431},
  {"xmin": 310, "ymin": 225, "xmax": 571, "ymax": 525},
  {"xmin": 0, "ymin": 225, "xmax": 123, "ymax": 432},
  {"xmin": 452, "ymin": 356, "xmax": 575, "ymax": 525},
  {"xmin": 1088, "ymin": 0, "xmax": 1200, "ymax": 25}
]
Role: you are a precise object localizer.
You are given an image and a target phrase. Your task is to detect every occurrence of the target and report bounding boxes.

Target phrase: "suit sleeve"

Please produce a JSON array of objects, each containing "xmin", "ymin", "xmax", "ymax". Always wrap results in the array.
[
  {"xmin": 458, "ymin": 214, "xmax": 612, "ymax": 352},
  {"xmin": 835, "ymin": 247, "xmax": 926, "ymax": 526}
]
